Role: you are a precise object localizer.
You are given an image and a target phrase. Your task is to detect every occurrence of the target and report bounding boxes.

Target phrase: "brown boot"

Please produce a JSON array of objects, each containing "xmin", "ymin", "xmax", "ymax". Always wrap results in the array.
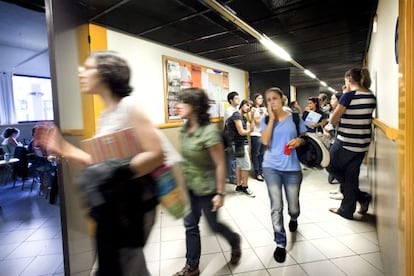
[{"xmin": 173, "ymin": 264, "xmax": 200, "ymax": 276}]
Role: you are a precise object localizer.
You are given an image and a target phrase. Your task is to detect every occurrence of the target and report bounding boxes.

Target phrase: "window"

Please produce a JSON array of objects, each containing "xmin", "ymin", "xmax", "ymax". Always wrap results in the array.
[{"xmin": 12, "ymin": 75, "xmax": 54, "ymax": 122}]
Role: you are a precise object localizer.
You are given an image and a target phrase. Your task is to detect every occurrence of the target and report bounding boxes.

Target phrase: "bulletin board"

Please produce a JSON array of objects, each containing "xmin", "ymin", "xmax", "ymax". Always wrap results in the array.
[{"xmin": 163, "ymin": 55, "xmax": 229, "ymax": 123}]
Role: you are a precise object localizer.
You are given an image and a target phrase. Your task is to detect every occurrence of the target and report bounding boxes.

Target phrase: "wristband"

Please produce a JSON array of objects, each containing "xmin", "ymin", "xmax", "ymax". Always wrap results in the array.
[{"xmin": 216, "ymin": 192, "xmax": 226, "ymax": 197}]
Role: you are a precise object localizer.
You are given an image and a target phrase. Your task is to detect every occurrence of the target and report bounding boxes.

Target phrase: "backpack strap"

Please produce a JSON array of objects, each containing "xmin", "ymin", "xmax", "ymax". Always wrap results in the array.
[{"xmin": 291, "ymin": 112, "xmax": 300, "ymax": 137}]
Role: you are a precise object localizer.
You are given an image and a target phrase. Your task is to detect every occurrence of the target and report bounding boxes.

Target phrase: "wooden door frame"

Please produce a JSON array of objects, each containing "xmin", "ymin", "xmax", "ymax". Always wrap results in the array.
[{"xmin": 399, "ymin": 1, "xmax": 414, "ymax": 275}]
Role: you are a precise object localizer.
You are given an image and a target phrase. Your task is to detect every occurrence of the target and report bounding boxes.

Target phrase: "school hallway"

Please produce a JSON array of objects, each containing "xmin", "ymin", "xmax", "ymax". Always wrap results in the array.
[
  {"xmin": 145, "ymin": 166, "xmax": 383, "ymax": 276},
  {"xmin": 0, "ymin": 165, "xmax": 383, "ymax": 275}
]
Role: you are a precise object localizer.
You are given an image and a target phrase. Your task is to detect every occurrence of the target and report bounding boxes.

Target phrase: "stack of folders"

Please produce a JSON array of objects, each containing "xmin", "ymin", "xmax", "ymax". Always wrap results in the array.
[{"xmin": 80, "ymin": 128, "xmax": 141, "ymax": 163}]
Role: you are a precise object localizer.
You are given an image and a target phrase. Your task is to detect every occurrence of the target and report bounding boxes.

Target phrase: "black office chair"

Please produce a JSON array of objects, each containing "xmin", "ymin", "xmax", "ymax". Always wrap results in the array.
[
  {"xmin": 29, "ymin": 148, "xmax": 54, "ymax": 196},
  {"xmin": 12, "ymin": 146, "xmax": 29, "ymax": 188}
]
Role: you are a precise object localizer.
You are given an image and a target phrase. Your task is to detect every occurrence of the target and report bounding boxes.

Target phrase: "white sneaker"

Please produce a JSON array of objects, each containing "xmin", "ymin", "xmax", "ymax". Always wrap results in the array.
[{"xmin": 330, "ymin": 193, "xmax": 344, "ymax": 200}]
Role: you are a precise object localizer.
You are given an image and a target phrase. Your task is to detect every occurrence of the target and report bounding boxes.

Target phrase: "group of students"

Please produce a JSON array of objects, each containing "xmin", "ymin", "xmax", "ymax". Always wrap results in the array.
[
  {"xmin": 221, "ymin": 67, "xmax": 376, "ymax": 264},
  {"xmin": 32, "ymin": 50, "xmax": 376, "ymax": 275}
]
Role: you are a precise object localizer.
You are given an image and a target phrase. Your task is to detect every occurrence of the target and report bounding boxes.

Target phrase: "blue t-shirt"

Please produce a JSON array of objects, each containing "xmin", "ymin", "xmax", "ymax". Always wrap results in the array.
[{"xmin": 260, "ymin": 113, "xmax": 307, "ymax": 171}]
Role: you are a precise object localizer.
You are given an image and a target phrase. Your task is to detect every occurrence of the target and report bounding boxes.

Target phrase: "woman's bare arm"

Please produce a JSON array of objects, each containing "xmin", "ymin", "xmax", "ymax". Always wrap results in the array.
[{"xmin": 128, "ymin": 105, "xmax": 164, "ymax": 176}]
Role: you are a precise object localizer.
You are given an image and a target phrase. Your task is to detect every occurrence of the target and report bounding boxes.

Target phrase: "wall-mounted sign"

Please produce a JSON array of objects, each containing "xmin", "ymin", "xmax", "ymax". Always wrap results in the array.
[{"xmin": 163, "ymin": 55, "xmax": 229, "ymax": 123}]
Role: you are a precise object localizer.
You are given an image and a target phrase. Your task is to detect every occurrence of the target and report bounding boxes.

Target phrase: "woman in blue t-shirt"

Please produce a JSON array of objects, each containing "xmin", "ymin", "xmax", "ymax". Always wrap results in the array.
[{"xmin": 260, "ymin": 87, "xmax": 307, "ymax": 263}]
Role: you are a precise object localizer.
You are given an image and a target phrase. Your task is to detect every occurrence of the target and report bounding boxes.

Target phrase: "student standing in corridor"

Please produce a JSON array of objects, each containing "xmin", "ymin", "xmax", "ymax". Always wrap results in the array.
[{"xmin": 328, "ymin": 67, "xmax": 376, "ymax": 220}]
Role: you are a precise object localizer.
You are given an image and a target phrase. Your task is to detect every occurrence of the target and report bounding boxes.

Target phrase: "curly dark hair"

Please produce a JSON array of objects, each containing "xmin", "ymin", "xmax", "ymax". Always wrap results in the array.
[
  {"xmin": 89, "ymin": 51, "xmax": 133, "ymax": 98},
  {"xmin": 178, "ymin": 88, "xmax": 211, "ymax": 126},
  {"xmin": 2, "ymin": 127, "xmax": 19, "ymax": 139}
]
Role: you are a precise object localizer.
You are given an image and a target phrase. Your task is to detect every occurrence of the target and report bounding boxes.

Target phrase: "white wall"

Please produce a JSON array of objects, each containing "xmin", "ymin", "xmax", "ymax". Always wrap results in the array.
[
  {"xmin": 107, "ymin": 30, "xmax": 246, "ymax": 125},
  {"xmin": 54, "ymin": 29, "xmax": 83, "ymax": 130},
  {"xmin": 367, "ymin": 0, "xmax": 399, "ymax": 128}
]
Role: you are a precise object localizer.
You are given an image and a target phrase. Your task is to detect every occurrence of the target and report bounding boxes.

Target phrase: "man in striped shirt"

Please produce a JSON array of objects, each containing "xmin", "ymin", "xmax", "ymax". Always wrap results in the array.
[{"xmin": 328, "ymin": 67, "xmax": 377, "ymax": 220}]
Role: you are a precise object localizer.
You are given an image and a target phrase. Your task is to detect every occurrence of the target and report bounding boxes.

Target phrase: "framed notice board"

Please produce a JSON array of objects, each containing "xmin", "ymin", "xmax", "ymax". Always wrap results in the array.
[{"xmin": 163, "ymin": 55, "xmax": 229, "ymax": 123}]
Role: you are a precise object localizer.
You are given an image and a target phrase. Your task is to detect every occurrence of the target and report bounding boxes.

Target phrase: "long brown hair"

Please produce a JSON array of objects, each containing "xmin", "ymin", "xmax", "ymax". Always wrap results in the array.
[{"xmin": 345, "ymin": 67, "xmax": 371, "ymax": 89}]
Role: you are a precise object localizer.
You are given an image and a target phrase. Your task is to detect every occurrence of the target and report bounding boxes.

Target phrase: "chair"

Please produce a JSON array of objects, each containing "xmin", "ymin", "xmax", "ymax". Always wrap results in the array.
[
  {"xmin": 12, "ymin": 146, "xmax": 30, "ymax": 189},
  {"xmin": 28, "ymin": 148, "xmax": 54, "ymax": 196}
]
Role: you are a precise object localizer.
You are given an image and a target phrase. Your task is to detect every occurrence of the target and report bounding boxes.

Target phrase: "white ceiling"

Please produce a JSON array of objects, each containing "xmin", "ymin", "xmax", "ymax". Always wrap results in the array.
[{"xmin": 0, "ymin": 1, "xmax": 50, "ymax": 77}]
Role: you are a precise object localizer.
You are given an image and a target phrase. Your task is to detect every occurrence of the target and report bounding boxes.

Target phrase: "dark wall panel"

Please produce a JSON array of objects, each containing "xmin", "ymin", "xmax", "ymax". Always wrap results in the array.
[{"xmin": 249, "ymin": 69, "xmax": 290, "ymax": 99}]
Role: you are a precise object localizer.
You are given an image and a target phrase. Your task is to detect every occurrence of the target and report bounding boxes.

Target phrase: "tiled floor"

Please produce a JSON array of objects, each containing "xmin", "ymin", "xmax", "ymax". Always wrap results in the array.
[
  {"xmin": 0, "ymin": 166, "xmax": 383, "ymax": 276},
  {"xmin": 0, "ymin": 178, "xmax": 63, "ymax": 276}
]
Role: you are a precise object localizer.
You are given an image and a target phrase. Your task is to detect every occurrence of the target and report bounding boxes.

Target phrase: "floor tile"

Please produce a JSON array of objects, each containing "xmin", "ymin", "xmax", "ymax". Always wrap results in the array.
[
  {"xmin": 361, "ymin": 252, "xmax": 384, "ymax": 272},
  {"xmin": 331, "ymin": 255, "xmax": 384, "ymax": 276},
  {"xmin": 268, "ymin": 264, "xmax": 307, "ymax": 276},
  {"xmin": 309, "ymin": 237, "xmax": 355, "ymax": 258},
  {"xmin": 20, "ymin": 254, "xmax": 62, "ymax": 276},
  {"xmin": 0, "ymin": 257, "xmax": 34, "ymax": 276},
  {"xmin": 286, "ymin": 240, "xmax": 327, "ymax": 263},
  {"xmin": 336, "ymin": 233, "xmax": 379, "ymax": 254},
  {"xmin": 300, "ymin": 260, "xmax": 346, "ymax": 276}
]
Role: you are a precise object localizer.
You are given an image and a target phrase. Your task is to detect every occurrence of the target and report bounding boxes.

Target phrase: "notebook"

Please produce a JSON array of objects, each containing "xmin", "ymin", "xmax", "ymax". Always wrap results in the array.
[
  {"xmin": 80, "ymin": 128, "xmax": 141, "ymax": 163},
  {"xmin": 304, "ymin": 110, "xmax": 322, "ymax": 128}
]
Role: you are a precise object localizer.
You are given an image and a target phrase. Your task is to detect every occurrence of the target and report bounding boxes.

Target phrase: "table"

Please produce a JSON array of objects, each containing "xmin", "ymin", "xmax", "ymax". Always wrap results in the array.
[{"xmin": 0, "ymin": 158, "xmax": 19, "ymax": 185}]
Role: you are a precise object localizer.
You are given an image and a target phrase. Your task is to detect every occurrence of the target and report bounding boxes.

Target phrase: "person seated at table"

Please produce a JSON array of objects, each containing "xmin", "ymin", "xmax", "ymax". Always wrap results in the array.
[
  {"xmin": 1, "ymin": 127, "xmax": 23, "ymax": 158},
  {"xmin": 27, "ymin": 127, "xmax": 36, "ymax": 153}
]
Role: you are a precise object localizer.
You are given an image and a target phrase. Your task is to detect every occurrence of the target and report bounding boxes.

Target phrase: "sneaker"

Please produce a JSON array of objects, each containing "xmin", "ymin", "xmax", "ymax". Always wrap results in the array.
[
  {"xmin": 330, "ymin": 193, "xmax": 344, "ymax": 200},
  {"xmin": 235, "ymin": 185, "xmax": 243, "ymax": 192},
  {"xmin": 255, "ymin": 174, "xmax": 264, "ymax": 182},
  {"xmin": 288, "ymin": 220, "xmax": 298, "ymax": 232},
  {"xmin": 173, "ymin": 264, "xmax": 200, "ymax": 276},
  {"xmin": 229, "ymin": 233, "xmax": 242, "ymax": 265},
  {"xmin": 241, "ymin": 186, "xmax": 255, "ymax": 197},
  {"xmin": 273, "ymin": 247, "xmax": 286, "ymax": 263}
]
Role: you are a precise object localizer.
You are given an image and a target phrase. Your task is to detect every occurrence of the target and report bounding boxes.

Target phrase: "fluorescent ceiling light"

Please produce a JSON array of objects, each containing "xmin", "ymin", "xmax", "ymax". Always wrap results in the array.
[
  {"xmin": 259, "ymin": 36, "xmax": 291, "ymax": 62},
  {"xmin": 320, "ymin": 81, "xmax": 327, "ymax": 87},
  {"xmin": 373, "ymin": 15, "xmax": 378, "ymax": 33},
  {"xmin": 304, "ymin": 69, "xmax": 316, "ymax": 79},
  {"xmin": 328, "ymin": 87, "xmax": 335, "ymax": 92}
]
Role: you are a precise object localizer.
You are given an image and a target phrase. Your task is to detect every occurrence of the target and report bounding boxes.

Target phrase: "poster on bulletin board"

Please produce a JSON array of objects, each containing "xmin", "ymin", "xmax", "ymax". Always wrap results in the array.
[{"xmin": 163, "ymin": 55, "xmax": 229, "ymax": 123}]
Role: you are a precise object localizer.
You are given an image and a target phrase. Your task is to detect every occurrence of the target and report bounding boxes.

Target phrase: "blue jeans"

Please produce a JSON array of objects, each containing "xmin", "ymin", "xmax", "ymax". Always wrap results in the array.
[
  {"xmin": 184, "ymin": 191, "xmax": 239, "ymax": 267},
  {"xmin": 262, "ymin": 168, "xmax": 302, "ymax": 247},
  {"xmin": 225, "ymin": 147, "xmax": 236, "ymax": 183},
  {"xmin": 327, "ymin": 140, "xmax": 370, "ymax": 218},
  {"xmin": 250, "ymin": 136, "xmax": 264, "ymax": 176}
]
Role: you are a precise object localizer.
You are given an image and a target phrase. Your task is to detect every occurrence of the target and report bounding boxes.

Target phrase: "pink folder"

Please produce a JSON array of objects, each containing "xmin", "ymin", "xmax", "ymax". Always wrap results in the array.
[{"xmin": 80, "ymin": 128, "xmax": 141, "ymax": 163}]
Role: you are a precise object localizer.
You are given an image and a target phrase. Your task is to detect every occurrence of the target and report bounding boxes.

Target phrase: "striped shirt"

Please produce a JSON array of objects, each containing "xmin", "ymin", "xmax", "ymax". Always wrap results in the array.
[{"xmin": 337, "ymin": 90, "xmax": 376, "ymax": 152}]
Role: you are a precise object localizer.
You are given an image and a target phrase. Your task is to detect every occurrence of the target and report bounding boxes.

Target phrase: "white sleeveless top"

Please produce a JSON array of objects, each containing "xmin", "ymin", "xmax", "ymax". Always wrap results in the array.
[{"xmin": 96, "ymin": 96, "xmax": 134, "ymax": 136}]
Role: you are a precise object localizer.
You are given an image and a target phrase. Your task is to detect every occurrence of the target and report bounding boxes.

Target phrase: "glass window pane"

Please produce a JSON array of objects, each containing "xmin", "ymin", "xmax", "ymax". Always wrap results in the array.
[{"xmin": 12, "ymin": 75, "xmax": 54, "ymax": 122}]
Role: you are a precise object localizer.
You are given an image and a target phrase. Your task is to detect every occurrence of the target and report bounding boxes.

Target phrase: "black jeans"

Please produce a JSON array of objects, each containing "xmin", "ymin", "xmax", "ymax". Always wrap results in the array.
[{"xmin": 327, "ymin": 140, "xmax": 370, "ymax": 217}]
